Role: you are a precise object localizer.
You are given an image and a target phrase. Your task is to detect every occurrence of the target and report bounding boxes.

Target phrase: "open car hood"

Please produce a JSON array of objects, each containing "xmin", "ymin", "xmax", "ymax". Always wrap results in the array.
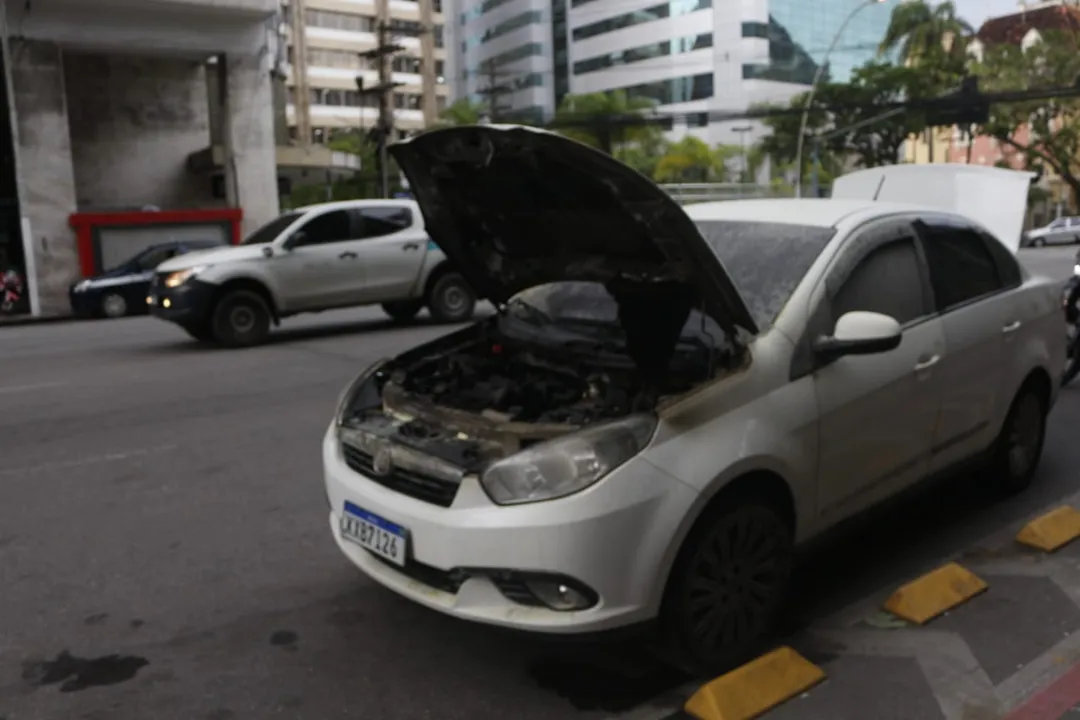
[
  {"xmin": 831, "ymin": 164, "xmax": 1035, "ymax": 254},
  {"xmin": 389, "ymin": 125, "xmax": 757, "ymax": 337}
]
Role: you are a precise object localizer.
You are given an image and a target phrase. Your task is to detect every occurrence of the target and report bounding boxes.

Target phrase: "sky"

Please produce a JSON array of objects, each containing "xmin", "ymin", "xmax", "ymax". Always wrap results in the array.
[{"xmin": 954, "ymin": 0, "xmax": 1030, "ymax": 28}]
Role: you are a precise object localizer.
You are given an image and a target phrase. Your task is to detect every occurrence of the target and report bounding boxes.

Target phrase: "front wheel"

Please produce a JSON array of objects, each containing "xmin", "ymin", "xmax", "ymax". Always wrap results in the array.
[
  {"xmin": 101, "ymin": 293, "xmax": 128, "ymax": 319},
  {"xmin": 1033, "ymin": 238, "xmax": 1046, "ymax": 247},
  {"xmin": 659, "ymin": 498, "xmax": 793, "ymax": 676},
  {"xmin": 986, "ymin": 383, "xmax": 1048, "ymax": 495},
  {"xmin": 210, "ymin": 290, "xmax": 272, "ymax": 348},
  {"xmin": 426, "ymin": 272, "xmax": 475, "ymax": 323}
]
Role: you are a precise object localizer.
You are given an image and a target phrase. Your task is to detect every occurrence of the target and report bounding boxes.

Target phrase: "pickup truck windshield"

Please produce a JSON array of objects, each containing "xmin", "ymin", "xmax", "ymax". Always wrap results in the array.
[{"xmin": 241, "ymin": 212, "xmax": 303, "ymax": 245}]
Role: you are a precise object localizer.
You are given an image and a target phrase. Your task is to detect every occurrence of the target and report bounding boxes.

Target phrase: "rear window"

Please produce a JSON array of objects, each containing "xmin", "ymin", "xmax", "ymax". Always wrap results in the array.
[{"xmin": 694, "ymin": 220, "xmax": 835, "ymax": 329}]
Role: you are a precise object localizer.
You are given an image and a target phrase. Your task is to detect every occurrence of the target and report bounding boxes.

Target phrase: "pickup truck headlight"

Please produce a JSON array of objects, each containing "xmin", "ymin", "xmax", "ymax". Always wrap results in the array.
[
  {"xmin": 335, "ymin": 359, "xmax": 391, "ymax": 427},
  {"xmin": 480, "ymin": 414, "xmax": 657, "ymax": 506},
  {"xmin": 163, "ymin": 266, "xmax": 208, "ymax": 288}
]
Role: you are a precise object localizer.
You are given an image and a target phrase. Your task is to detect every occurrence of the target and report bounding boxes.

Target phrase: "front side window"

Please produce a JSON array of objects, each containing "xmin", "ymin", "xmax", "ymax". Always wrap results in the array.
[
  {"xmin": 296, "ymin": 210, "xmax": 353, "ymax": 246},
  {"xmin": 241, "ymin": 211, "xmax": 303, "ymax": 245},
  {"xmin": 832, "ymin": 239, "xmax": 929, "ymax": 326},
  {"xmin": 919, "ymin": 223, "xmax": 1003, "ymax": 311},
  {"xmin": 136, "ymin": 246, "xmax": 178, "ymax": 272}
]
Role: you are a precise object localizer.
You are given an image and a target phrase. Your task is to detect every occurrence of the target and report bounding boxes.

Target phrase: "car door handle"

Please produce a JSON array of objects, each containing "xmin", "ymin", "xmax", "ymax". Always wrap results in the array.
[
  {"xmin": 338, "ymin": 251, "xmax": 358, "ymax": 260},
  {"xmin": 914, "ymin": 354, "xmax": 940, "ymax": 372},
  {"xmin": 1002, "ymin": 320, "xmax": 1022, "ymax": 334},
  {"xmin": 402, "ymin": 242, "xmax": 420, "ymax": 251}
]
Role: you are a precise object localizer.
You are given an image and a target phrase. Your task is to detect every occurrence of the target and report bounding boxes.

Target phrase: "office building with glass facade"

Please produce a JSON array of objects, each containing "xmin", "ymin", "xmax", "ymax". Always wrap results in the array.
[{"xmin": 449, "ymin": 0, "xmax": 891, "ymax": 145}]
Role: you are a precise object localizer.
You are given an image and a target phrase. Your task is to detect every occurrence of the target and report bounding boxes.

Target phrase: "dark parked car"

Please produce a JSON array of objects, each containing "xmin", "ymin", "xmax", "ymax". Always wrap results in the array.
[{"xmin": 69, "ymin": 239, "xmax": 224, "ymax": 319}]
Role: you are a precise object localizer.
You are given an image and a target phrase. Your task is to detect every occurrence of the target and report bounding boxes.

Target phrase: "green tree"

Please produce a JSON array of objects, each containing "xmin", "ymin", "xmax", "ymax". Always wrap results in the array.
[
  {"xmin": 973, "ymin": 30, "xmax": 1080, "ymax": 208},
  {"xmin": 654, "ymin": 137, "xmax": 727, "ymax": 183},
  {"xmin": 434, "ymin": 99, "xmax": 485, "ymax": 127},
  {"xmin": 757, "ymin": 95, "xmax": 839, "ymax": 182},
  {"xmin": 878, "ymin": 0, "xmax": 973, "ymax": 67},
  {"xmin": 820, "ymin": 61, "xmax": 932, "ymax": 168},
  {"xmin": 553, "ymin": 90, "xmax": 661, "ymax": 154}
]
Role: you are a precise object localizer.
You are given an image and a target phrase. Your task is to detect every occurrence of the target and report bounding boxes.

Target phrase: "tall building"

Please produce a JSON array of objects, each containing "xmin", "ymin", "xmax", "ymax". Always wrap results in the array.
[
  {"xmin": 450, "ymin": 0, "xmax": 890, "ymax": 145},
  {"xmin": 284, "ymin": 0, "xmax": 451, "ymax": 146}
]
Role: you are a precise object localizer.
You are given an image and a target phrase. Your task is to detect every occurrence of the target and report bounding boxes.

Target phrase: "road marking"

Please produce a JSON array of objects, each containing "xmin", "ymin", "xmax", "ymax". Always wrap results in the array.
[
  {"xmin": 0, "ymin": 444, "xmax": 179, "ymax": 476},
  {"xmin": 882, "ymin": 562, "xmax": 988, "ymax": 625},
  {"xmin": 1004, "ymin": 662, "xmax": 1080, "ymax": 720},
  {"xmin": 0, "ymin": 381, "xmax": 67, "ymax": 395}
]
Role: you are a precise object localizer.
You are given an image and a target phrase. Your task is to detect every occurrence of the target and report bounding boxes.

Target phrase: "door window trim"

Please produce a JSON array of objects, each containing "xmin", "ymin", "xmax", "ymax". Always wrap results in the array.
[{"xmin": 912, "ymin": 217, "xmax": 1011, "ymax": 315}]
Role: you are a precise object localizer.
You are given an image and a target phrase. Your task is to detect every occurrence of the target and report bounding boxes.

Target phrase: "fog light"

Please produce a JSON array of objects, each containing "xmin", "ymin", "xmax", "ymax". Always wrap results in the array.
[
  {"xmin": 146, "ymin": 296, "xmax": 153, "ymax": 305},
  {"xmin": 523, "ymin": 577, "xmax": 595, "ymax": 611},
  {"xmin": 162, "ymin": 298, "xmax": 171, "ymax": 308}
]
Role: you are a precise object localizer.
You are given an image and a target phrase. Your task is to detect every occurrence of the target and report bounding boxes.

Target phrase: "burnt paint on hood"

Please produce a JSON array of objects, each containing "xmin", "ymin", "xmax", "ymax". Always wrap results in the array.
[{"xmin": 389, "ymin": 125, "xmax": 758, "ymax": 340}]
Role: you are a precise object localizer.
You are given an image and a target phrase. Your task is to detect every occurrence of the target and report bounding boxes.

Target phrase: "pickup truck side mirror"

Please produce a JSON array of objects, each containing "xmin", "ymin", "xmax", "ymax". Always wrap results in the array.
[{"xmin": 283, "ymin": 230, "xmax": 307, "ymax": 250}]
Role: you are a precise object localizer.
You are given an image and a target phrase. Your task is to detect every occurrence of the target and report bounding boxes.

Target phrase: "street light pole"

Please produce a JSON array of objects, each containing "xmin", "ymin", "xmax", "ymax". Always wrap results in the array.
[
  {"xmin": 732, "ymin": 125, "xmax": 752, "ymax": 183},
  {"xmin": 794, "ymin": 0, "xmax": 887, "ymax": 198}
]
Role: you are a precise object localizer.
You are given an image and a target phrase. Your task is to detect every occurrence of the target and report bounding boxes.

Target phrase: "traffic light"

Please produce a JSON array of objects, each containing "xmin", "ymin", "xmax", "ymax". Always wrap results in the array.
[{"xmin": 925, "ymin": 76, "xmax": 990, "ymax": 126}]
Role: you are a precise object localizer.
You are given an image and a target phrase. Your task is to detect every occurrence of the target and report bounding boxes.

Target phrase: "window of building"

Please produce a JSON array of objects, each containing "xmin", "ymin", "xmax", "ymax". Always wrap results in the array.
[
  {"xmin": 434, "ymin": 26, "xmax": 444, "ymax": 48},
  {"xmin": 312, "ymin": 127, "xmax": 328, "ymax": 144},
  {"xmin": 618, "ymin": 72, "xmax": 713, "ymax": 105},
  {"xmin": 433, "ymin": 0, "xmax": 442, "ymax": 12},
  {"xmin": 573, "ymin": 34, "xmax": 712, "ymax": 75},
  {"xmin": 436, "ymin": 95, "xmax": 448, "ymax": 111},
  {"xmin": 464, "ymin": 11, "xmax": 542, "ymax": 49},
  {"xmin": 460, "ymin": 0, "xmax": 515, "ymax": 25},
  {"xmin": 688, "ymin": 112, "xmax": 709, "ymax": 128},
  {"xmin": 741, "ymin": 21, "xmax": 768, "ymax": 38},
  {"xmin": 393, "ymin": 93, "xmax": 423, "ymax": 110},
  {"xmin": 572, "ymin": 0, "xmax": 711, "ymax": 41},
  {"xmin": 393, "ymin": 56, "xmax": 422, "ymax": 74},
  {"xmin": 307, "ymin": 49, "xmax": 371, "ymax": 70},
  {"xmin": 305, "ymin": 9, "xmax": 376, "ymax": 33}
]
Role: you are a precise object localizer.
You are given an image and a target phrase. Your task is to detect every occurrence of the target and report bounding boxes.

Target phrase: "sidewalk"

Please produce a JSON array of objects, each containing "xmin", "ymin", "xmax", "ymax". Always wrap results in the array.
[
  {"xmin": 662, "ymin": 491, "xmax": 1080, "ymax": 720},
  {"xmin": 0, "ymin": 312, "xmax": 78, "ymax": 326}
]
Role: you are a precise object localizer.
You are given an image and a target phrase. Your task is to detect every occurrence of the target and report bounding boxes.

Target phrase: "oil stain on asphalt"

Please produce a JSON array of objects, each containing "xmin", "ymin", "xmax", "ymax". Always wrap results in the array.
[{"xmin": 22, "ymin": 651, "xmax": 149, "ymax": 692}]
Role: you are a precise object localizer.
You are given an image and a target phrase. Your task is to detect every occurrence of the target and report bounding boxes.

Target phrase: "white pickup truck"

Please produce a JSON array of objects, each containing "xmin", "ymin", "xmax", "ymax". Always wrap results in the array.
[{"xmin": 147, "ymin": 199, "xmax": 476, "ymax": 347}]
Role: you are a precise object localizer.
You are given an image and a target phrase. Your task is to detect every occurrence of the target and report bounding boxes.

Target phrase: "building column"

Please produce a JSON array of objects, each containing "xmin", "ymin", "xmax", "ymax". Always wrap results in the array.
[
  {"xmin": 8, "ymin": 38, "xmax": 78, "ymax": 316},
  {"xmin": 218, "ymin": 26, "xmax": 280, "ymax": 237}
]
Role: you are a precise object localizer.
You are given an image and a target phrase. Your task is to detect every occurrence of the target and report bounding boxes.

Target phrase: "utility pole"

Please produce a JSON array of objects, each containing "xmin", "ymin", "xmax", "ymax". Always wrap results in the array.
[
  {"xmin": 476, "ymin": 59, "xmax": 513, "ymax": 123},
  {"xmin": 291, "ymin": 0, "xmax": 312, "ymax": 145},
  {"xmin": 357, "ymin": 15, "xmax": 405, "ymax": 198}
]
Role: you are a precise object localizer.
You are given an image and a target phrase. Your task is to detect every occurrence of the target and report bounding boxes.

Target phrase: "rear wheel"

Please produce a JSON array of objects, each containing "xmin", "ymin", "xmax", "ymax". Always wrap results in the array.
[
  {"xmin": 1033, "ymin": 237, "xmax": 1046, "ymax": 247},
  {"xmin": 426, "ymin": 272, "xmax": 475, "ymax": 323},
  {"xmin": 659, "ymin": 497, "xmax": 793, "ymax": 676},
  {"xmin": 210, "ymin": 290, "xmax": 272, "ymax": 348},
  {"xmin": 101, "ymin": 293, "xmax": 128, "ymax": 319},
  {"xmin": 986, "ymin": 383, "xmax": 1048, "ymax": 494},
  {"xmin": 382, "ymin": 299, "xmax": 424, "ymax": 323}
]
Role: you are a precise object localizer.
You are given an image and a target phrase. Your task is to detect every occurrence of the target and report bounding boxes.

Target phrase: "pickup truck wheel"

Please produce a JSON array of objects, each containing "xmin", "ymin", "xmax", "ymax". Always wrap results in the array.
[
  {"xmin": 427, "ymin": 272, "xmax": 475, "ymax": 323},
  {"xmin": 211, "ymin": 290, "xmax": 271, "ymax": 348},
  {"xmin": 659, "ymin": 498, "xmax": 793, "ymax": 676},
  {"xmin": 382, "ymin": 300, "xmax": 424, "ymax": 322}
]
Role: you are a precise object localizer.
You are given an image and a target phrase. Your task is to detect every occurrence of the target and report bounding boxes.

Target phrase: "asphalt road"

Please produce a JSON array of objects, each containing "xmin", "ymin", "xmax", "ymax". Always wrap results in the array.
[{"xmin": 1, "ymin": 247, "xmax": 1078, "ymax": 720}]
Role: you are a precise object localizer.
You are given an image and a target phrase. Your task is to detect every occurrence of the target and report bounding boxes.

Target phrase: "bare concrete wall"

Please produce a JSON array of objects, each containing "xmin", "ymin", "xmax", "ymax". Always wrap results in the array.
[
  {"xmin": 64, "ymin": 53, "xmax": 216, "ymax": 210},
  {"xmin": 8, "ymin": 38, "xmax": 79, "ymax": 315}
]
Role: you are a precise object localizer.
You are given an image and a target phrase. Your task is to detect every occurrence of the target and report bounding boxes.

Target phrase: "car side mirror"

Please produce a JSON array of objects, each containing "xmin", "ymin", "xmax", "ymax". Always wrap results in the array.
[
  {"xmin": 283, "ymin": 230, "xmax": 307, "ymax": 250},
  {"xmin": 262, "ymin": 246, "xmax": 274, "ymax": 258},
  {"xmin": 813, "ymin": 311, "xmax": 902, "ymax": 362}
]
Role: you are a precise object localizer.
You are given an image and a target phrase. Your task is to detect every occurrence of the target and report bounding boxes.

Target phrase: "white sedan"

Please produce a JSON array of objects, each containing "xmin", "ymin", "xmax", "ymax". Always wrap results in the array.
[{"xmin": 322, "ymin": 126, "xmax": 1063, "ymax": 674}]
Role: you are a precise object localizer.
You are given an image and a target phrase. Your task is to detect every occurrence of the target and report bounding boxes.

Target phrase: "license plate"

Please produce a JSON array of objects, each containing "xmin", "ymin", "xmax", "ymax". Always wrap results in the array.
[{"xmin": 340, "ymin": 501, "xmax": 407, "ymax": 567}]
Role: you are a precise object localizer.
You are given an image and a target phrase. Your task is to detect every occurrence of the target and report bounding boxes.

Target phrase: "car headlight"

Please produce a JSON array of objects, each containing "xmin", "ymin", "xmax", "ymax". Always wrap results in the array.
[
  {"xmin": 164, "ymin": 266, "xmax": 208, "ymax": 288},
  {"xmin": 480, "ymin": 414, "xmax": 657, "ymax": 506},
  {"xmin": 335, "ymin": 359, "xmax": 391, "ymax": 427}
]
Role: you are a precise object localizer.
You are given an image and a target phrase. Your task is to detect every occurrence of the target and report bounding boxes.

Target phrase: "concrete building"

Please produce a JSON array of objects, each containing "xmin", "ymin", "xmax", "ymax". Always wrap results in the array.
[
  {"xmin": 0, "ymin": 0, "xmax": 284, "ymax": 319},
  {"xmin": 450, "ymin": 0, "xmax": 891, "ymax": 146},
  {"xmin": 283, "ymin": 0, "xmax": 451, "ymax": 145}
]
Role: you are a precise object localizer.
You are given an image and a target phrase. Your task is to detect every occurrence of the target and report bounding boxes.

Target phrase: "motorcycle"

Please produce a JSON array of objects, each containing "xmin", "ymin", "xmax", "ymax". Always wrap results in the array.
[
  {"xmin": 0, "ymin": 268, "xmax": 24, "ymax": 314},
  {"xmin": 1062, "ymin": 257, "xmax": 1080, "ymax": 387}
]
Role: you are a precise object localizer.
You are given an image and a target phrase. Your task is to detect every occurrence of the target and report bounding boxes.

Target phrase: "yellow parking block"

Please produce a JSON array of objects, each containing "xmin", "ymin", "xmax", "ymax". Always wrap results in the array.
[
  {"xmin": 882, "ymin": 562, "xmax": 987, "ymax": 625},
  {"xmin": 1016, "ymin": 506, "xmax": 1080, "ymax": 553},
  {"xmin": 684, "ymin": 646, "xmax": 825, "ymax": 720}
]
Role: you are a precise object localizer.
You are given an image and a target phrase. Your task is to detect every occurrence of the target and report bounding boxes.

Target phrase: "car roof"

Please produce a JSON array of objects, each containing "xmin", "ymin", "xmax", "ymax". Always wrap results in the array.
[
  {"xmin": 295, "ymin": 198, "xmax": 415, "ymax": 213},
  {"xmin": 683, "ymin": 198, "xmax": 938, "ymax": 228}
]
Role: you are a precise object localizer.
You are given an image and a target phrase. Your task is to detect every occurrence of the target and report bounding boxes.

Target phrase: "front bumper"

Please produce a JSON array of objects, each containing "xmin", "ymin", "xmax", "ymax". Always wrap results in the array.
[
  {"xmin": 68, "ymin": 287, "xmax": 98, "ymax": 317},
  {"xmin": 322, "ymin": 423, "xmax": 698, "ymax": 634},
  {"xmin": 147, "ymin": 278, "xmax": 217, "ymax": 324}
]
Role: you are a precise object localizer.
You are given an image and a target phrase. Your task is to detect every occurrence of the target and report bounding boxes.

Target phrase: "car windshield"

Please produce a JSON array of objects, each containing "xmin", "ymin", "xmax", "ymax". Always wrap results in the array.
[
  {"xmin": 241, "ymin": 211, "xmax": 303, "ymax": 245},
  {"xmin": 694, "ymin": 220, "xmax": 836, "ymax": 329}
]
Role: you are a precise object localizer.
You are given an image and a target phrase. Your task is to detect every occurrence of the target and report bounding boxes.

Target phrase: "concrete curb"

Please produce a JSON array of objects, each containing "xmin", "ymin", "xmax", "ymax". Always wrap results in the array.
[{"xmin": 0, "ymin": 314, "xmax": 81, "ymax": 327}]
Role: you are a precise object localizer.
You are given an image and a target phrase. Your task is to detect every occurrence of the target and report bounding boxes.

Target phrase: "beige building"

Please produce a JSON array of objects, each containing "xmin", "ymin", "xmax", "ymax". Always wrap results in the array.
[{"xmin": 283, "ymin": 0, "xmax": 449, "ymax": 145}]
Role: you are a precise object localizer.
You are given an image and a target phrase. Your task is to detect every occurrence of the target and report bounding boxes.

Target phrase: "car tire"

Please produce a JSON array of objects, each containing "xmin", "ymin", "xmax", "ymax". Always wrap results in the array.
[
  {"xmin": 210, "ymin": 290, "xmax": 272, "ymax": 348},
  {"xmin": 1033, "ymin": 238, "xmax": 1046, "ymax": 247},
  {"xmin": 658, "ymin": 496, "xmax": 793, "ymax": 677},
  {"xmin": 180, "ymin": 321, "xmax": 215, "ymax": 343},
  {"xmin": 986, "ymin": 382, "xmax": 1048, "ymax": 495},
  {"xmin": 101, "ymin": 293, "xmax": 128, "ymax": 319},
  {"xmin": 382, "ymin": 300, "xmax": 424, "ymax": 323},
  {"xmin": 426, "ymin": 272, "xmax": 475, "ymax": 323}
]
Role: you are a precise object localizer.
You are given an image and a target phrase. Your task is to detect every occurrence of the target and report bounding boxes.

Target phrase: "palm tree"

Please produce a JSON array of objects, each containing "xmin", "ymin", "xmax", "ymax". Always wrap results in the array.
[
  {"xmin": 553, "ymin": 90, "xmax": 659, "ymax": 154},
  {"xmin": 878, "ymin": 0, "xmax": 973, "ymax": 65}
]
